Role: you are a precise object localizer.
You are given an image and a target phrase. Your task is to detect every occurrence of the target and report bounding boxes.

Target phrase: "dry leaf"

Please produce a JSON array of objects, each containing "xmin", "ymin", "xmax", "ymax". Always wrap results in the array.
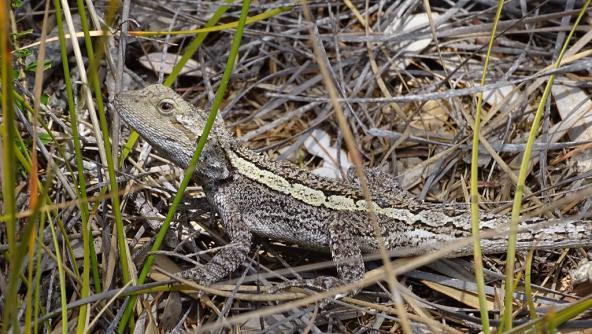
[
  {"xmin": 422, "ymin": 280, "xmax": 494, "ymax": 310},
  {"xmin": 552, "ymin": 77, "xmax": 592, "ymax": 172},
  {"xmin": 410, "ymin": 100, "xmax": 450, "ymax": 132},
  {"xmin": 138, "ymin": 52, "xmax": 213, "ymax": 77}
]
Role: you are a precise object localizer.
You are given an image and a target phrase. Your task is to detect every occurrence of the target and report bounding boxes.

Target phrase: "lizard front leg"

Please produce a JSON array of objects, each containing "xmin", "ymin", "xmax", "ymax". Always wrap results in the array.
[{"xmin": 181, "ymin": 200, "xmax": 252, "ymax": 286}]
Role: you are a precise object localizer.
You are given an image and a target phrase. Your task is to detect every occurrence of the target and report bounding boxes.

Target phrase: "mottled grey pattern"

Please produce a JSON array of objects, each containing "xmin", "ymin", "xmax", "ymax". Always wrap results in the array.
[{"xmin": 114, "ymin": 84, "xmax": 592, "ymax": 290}]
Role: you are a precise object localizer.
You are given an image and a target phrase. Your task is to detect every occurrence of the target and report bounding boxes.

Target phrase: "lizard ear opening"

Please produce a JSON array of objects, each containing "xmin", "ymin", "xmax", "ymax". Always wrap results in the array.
[{"xmin": 158, "ymin": 99, "xmax": 176, "ymax": 115}]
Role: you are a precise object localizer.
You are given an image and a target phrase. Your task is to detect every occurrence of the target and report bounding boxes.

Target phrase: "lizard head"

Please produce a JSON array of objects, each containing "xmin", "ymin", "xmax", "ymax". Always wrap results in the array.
[{"xmin": 114, "ymin": 84, "xmax": 231, "ymax": 182}]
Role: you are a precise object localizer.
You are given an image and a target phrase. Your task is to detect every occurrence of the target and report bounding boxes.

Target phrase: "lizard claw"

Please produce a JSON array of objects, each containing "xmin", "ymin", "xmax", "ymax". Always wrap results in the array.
[
  {"xmin": 179, "ymin": 268, "xmax": 212, "ymax": 287},
  {"xmin": 178, "ymin": 269, "xmax": 215, "ymax": 301}
]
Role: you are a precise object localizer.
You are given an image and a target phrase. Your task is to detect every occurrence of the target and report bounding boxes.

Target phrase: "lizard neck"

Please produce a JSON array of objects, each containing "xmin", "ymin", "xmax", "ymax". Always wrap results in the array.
[
  {"xmin": 191, "ymin": 137, "xmax": 235, "ymax": 187},
  {"xmin": 152, "ymin": 128, "xmax": 236, "ymax": 188}
]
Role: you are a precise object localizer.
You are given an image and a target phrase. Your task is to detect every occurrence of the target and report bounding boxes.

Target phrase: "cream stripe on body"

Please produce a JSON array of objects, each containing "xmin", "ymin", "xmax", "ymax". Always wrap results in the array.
[{"xmin": 227, "ymin": 150, "xmax": 472, "ymax": 227}]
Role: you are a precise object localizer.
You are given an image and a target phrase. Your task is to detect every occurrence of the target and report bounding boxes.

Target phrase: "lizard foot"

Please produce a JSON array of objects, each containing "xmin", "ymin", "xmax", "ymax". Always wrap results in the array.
[{"xmin": 179, "ymin": 267, "xmax": 213, "ymax": 287}]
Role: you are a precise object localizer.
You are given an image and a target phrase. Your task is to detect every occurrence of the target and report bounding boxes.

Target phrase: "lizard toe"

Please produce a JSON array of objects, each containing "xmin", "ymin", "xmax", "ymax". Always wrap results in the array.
[{"xmin": 179, "ymin": 268, "xmax": 212, "ymax": 286}]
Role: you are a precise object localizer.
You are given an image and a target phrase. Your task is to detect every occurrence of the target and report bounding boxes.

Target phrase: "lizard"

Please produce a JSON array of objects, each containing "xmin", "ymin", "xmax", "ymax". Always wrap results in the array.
[{"xmin": 113, "ymin": 84, "xmax": 592, "ymax": 291}]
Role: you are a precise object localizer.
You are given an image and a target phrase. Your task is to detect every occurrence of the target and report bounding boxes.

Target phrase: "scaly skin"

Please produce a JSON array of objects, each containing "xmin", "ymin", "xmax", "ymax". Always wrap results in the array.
[{"xmin": 114, "ymin": 84, "xmax": 592, "ymax": 288}]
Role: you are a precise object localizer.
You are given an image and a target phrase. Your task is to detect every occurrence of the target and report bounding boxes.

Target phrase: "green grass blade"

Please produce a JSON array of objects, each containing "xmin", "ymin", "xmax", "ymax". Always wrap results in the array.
[
  {"xmin": 57, "ymin": 0, "xmax": 101, "ymax": 330},
  {"xmin": 469, "ymin": 2, "xmax": 505, "ymax": 333},
  {"xmin": 32, "ymin": 208, "xmax": 48, "ymax": 334},
  {"xmin": 1, "ymin": 0, "xmax": 19, "ymax": 331},
  {"xmin": 74, "ymin": 1, "xmax": 132, "ymax": 325},
  {"xmin": 25, "ymin": 0, "xmax": 52, "ymax": 329},
  {"xmin": 52, "ymin": 0, "xmax": 97, "ymax": 331},
  {"xmin": 524, "ymin": 250, "xmax": 538, "ymax": 321},
  {"xmin": 500, "ymin": 0, "xmax": 591, "ymax": 330},
  {"xmin": 131, "ymin": 7, "xmax": 292, "ymax": 38},
  {"xmin": 117, "ymin": 0, "xmax": 253, "ymax": 331},
  {"xmin": 163, "ymin": 0, "xmax": 233, "ymax": 87},
  {"xmin": 47, "ymin": 212, "xmax": 69, "ymax": 334}
]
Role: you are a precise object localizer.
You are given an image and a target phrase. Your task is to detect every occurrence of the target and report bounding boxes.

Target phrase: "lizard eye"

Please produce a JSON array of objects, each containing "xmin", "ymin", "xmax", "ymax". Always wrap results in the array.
[{"xmin": 158, "ymin": 99, "xmax": 175, "ymax": 115}]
